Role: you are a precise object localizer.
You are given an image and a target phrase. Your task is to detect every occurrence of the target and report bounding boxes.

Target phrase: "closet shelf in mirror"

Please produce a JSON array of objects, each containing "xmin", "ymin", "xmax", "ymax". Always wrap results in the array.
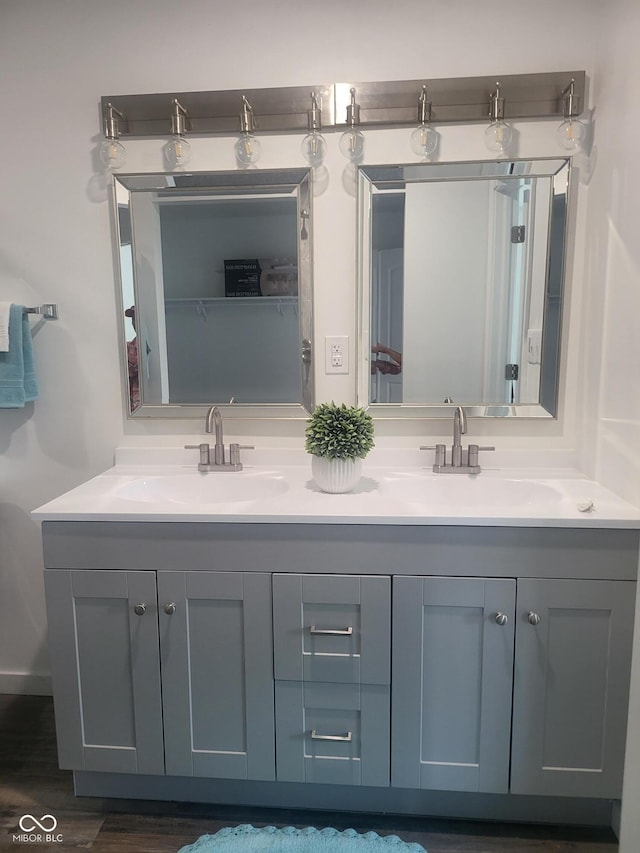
[
  {"xmin": 164, "ymin": 297, "xmax": 299, "ymax": 319},
  {"xmin": 165, "ymin": 297, "xmax": 298, "ymax": 305}
]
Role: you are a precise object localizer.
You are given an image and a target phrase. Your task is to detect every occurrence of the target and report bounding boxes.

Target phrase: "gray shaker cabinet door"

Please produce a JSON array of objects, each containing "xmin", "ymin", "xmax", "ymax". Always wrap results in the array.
[
  {"xmin": 272, "ymin": 574, "xmax": 390, "ymax": 684},
  {"xmin": 511, "ymin": 578, "xmax": 635, "ymax": 798},
  {"xmin": 392, "ymin": 575, "xmax": 516, "ymax": 794},
  {"xmin": 43, "ymin": 569, "xmax": 164, "ymax": 775},
  {"xmin": 158, "ymin": 571, "xmax": 275, "ymax": 781}
]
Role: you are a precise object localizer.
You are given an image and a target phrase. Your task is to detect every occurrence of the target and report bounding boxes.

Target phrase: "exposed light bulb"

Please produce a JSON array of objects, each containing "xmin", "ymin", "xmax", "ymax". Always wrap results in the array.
[
  {"xmin": 235, "ymin": 131, "xmax": 261, "ymax": 166},
  {"xmin": 410, "ymin": 85, "xmax": 438, "ymax": 159},
  {"xmin": 340, "ymin": 87, "xmax": 365, "ymax": 163},
  {"xmin": 303, "ymin": 91, "xmax": 327, "ymax": 168},
  {"xmin": 485, "ymin": 82, "xmax": 512, "ymax": 154},
  {"xmin": 99, "ymin": 138, "xmax": 126, "ymax": 170},
  {"xmin": 339, "ymin": 128, "xmax": 365, "ymax": 162},
  {"xmin": 165, "ymin": 99, "xmax": 192, "ymax": 168},
  {"xmin": 301, "ymin": 131, "xmax": 327, "ymax": 167},
  {"xmin": 410, "ymin": 124, "xmax": 438, "ymax": 159},
  {"xmin": 165, "ymin": 135, "xmax": 192, "ymax": 168},
  {"xmin": 100, "ymin": 102, "xmax": 126, "ymax": 170},
  {"xmin": 557, "ymin": 117, "xmax": 586, "ymax": 151},
  {"xmin": 557, "ymin": 78, "xmax": 586, "ymax": 152},
  {"xmin": 485, "ymin": 119, "xmax": 513, "ymax": 153},
  {"xmin": 235, "ymin": 95, "xmax": 261, "ymax": 167}
]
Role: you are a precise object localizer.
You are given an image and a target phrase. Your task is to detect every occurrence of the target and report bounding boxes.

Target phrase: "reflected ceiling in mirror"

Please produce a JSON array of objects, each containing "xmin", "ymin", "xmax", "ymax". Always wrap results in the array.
[
  {"xmin": 114, "ymin": 169, "xmax": 314, "ymax": 419},
  {"xmin": 357, "ymin": 158, "xmax": 571, "ymax": 418}
]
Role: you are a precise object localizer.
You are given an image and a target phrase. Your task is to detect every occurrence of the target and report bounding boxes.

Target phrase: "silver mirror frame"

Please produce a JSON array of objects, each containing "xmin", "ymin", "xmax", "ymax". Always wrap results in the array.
[
  {"xmin": 112, "ymin": 169, "xmax": 314, "ymax": 420},
  {"xmin": 356, "ymin": 157, "xmax": 571, "ymax": 419}
]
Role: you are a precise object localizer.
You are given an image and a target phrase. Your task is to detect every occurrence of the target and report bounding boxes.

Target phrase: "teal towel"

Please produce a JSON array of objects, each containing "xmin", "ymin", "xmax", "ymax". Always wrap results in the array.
[{"xmin": 0, "ymin": 304, "xmax": 39, "ymax": 407}]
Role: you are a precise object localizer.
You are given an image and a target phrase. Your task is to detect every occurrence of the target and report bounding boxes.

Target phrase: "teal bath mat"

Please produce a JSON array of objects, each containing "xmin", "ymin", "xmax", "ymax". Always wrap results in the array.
[{"xmin": 178, "ymin": 825, "xmax": 426, "ymax": 853}]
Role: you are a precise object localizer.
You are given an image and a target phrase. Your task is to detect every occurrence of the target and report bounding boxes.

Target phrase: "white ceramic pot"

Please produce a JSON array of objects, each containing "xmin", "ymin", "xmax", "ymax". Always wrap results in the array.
[{"xmin": 311, "ymin": 456, "xmax": 363, "ymax": 494}]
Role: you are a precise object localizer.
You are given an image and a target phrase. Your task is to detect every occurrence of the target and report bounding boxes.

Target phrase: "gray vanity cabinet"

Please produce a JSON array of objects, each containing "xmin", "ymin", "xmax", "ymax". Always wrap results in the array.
[
  {"xmin": 44, "ymin": 568, "xmax": 275, "ymax": 781},
  {"xmin": 39, "ymin": 521, "xmax": 639, "ymax": 824},
  {"xmin": 391, "ymin": 575, "xmax": 516, "ymax": 794},
  {"xmin": 510, "ymin": 578, "xmax": 635, "ymax": 799},
  {"xmin": 392, "ymin": 575, "xmax": 635, "ymax": 800},
  {"xmin": 272, "ymin": 574, "xmax": 391, "ymax": 786},
  {"xmin": 158, "ymin": 571, "xmax": 275, "ymax": 780},
  {"xmin": 43, "ymin": 569, "xmax": 165, "ymax": 775}
]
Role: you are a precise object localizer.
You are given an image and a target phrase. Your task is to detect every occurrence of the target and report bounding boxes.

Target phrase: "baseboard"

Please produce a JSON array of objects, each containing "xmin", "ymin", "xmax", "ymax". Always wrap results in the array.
[
  {"xmin": 0, "ymin": 672, "xmax": 52, "ymax": 695},
  {"xmin": 611, "ymin": 799, "xmax": 622, "ymax": 839},
  {"xmin": 73, "ymin": 772, "xmax": 615, "ymax": 827}
]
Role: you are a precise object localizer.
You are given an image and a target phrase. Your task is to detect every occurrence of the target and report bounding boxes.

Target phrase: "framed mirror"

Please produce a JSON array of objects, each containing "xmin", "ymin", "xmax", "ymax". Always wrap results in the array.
[
  {"xmin": 357, "ymin": 158, "xmax": 571, "ymax": 418},
  {"xmin": 113, "ymin": 168, "xmax": 314, "ymax": 419}
]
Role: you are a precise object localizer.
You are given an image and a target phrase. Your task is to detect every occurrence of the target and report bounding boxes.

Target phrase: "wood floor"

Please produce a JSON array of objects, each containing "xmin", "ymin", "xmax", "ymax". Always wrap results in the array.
[{"xmin": 0, "ymin": 695, "xmax": 618, "ymax": 852}]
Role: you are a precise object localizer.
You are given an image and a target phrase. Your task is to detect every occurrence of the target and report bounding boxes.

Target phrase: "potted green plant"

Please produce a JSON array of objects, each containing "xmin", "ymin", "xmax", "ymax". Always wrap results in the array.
[{"xmin": 305, "ymin": 402, "xmax": 375, "ymax": 493}]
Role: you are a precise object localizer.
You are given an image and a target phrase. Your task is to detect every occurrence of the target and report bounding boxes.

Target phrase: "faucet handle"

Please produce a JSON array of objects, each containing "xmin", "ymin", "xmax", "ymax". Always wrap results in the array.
[
  {"xmin": 184, "ymin": 443, "xmax": 211, "ymax": 466},
  {"xmin": 420, "ymin": 444, "xmax": 446, "ymax": 467},
  {"xmin": 467, "ymin": 444, "xmax": 495, "ymax": 469},
  {"xmin": 228, "ymin": 443, "xmax": 255, "ymax": 467}
]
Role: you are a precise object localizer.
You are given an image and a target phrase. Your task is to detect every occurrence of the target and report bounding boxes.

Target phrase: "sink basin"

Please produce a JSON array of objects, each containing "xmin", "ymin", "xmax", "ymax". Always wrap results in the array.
[
  {"xmin": 117, "ymin": 471, "xmax": 288, "ymax": 505},
  {"xmin": 380, "ymin": 473, "xmax": 564, "ymax": 511}
]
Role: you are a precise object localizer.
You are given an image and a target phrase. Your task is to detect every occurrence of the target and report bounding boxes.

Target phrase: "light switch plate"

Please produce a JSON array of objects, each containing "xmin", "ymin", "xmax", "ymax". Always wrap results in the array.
[{"xmin": 325, "ymin": 336, "xmax": 349, "ymax": 374}]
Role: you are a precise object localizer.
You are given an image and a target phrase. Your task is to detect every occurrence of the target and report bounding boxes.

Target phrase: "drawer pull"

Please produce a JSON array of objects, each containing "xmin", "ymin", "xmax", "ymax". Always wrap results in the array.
[
  {"xmin": 310, "ymin": 729, "xmax": 352, "ymax": 742},
  {"xmin": 309, "ymin": 626, "xmax": 353, "ymax": 636}
]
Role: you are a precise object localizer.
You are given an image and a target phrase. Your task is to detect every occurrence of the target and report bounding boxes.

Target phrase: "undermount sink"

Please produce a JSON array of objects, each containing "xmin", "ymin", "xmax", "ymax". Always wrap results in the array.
[
  {"xmin": 117, "ymin": 471, "xmax": 288, "ymax": 505},
  {"xmin": 380, "ymin": 472, "xmax": 564, "ymax": 511}
]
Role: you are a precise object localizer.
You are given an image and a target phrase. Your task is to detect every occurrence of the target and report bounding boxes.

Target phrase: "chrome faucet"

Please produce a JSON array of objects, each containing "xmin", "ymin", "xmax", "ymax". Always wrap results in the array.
[
  {"xmin": 206, "ymin": 405, "xmax": 225, "ymax": 466},
  {"xmin": 184, "ymin": 405, "xmax": 254, "ymax": 472},
  {"xmin": 451, "ymin": 406, "xmax": 467, "ymax": 468},
  {"xmin": 420, "ymin": 404, "xmax": 494, "ymax": 474}
]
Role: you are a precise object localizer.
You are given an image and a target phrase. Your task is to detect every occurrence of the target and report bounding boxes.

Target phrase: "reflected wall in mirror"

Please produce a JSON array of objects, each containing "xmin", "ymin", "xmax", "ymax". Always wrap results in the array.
[
  {"xmin": 114, "ymin": 169, "xmax": 314, "ymax": 418},
  {"xmin": 357, "ymin": 158, "xmax": 570, "ymax": 418}
]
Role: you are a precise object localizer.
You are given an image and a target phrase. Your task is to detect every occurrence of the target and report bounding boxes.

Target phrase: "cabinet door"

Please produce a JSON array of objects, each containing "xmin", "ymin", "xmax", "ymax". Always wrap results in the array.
[
  {"xmin": 273, "ymin": 574, "xmax": 390, "ymax": 684},
  {"xmin": 44, "ymin": 569, "xmax": 164, "ymax": 774},
  {"xmin": 511, "ymin": 578, "xmax": 635, "ymax": 798},
  {"xmin": 158, "ymin": 571, "xmax": 275, "ymax": 780},
  {"xmin": 392, "ymin": 576, "xmax": 515, "ymax": 793}
]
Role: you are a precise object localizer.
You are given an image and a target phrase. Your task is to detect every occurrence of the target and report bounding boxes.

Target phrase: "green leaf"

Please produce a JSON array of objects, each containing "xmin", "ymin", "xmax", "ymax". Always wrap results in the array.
[{"xmin": 305, "ymin": 402, "xmax": 374, "ymax": 460}]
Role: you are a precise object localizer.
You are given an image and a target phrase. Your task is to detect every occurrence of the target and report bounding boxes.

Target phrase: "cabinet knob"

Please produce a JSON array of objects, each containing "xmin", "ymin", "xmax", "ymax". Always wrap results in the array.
[
  {"xmin": 164, "ymin": 602, "xmax": 177, "ymax": 615},
  {"xmin": 495, "ymin": 612, "xmax": 508, "ymax": 626},
  {"xmin": 528, "ymin": 611, "xmax": 541, "ymax": 625},
  {"xmin": 134, "ymin": 603, "xmax": 146, "ymax": 616}
]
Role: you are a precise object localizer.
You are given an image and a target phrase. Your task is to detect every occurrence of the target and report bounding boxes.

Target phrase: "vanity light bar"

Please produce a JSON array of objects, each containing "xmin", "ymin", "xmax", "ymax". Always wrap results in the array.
[
  {"xmin": 100, "ymin": 85, "xmax": 335, "ymax": 137},
  {"xmin": 333, "ymin": 72, "xmax": 585, "ymax": 126},
  {"xmin": 101, "ymin": 71, "xmax": 585, "ymax": 137}
]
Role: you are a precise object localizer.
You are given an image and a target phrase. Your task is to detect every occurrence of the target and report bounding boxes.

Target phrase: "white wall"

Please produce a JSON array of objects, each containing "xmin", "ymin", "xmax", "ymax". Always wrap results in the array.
[
  {"xmin": 0, "ymin": 0, "xmax": 600, "ymax": 687},
  {"xmin": 3, "ymin": 0, "xmax": 633, "ymax": 808},
  {"xmin": 584, "ymin": 1, "xmax": 640, "ymax": 848}
]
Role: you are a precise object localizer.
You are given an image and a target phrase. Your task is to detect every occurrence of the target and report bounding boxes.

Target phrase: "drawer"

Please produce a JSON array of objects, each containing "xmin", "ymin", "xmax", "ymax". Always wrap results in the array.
[
  {"xmin": 272, "ymin": 574, "xmax": 390, "ymax": 684},
  {"xmin": 275, "ymin": 681, "xmax": 390, "ymax": 787}
]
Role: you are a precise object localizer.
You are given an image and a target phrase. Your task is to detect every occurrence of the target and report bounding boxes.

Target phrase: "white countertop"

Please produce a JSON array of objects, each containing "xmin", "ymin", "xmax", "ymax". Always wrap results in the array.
[{"xmin": 31, "ymin": 449, "xmax": 640, "ymax": 529}]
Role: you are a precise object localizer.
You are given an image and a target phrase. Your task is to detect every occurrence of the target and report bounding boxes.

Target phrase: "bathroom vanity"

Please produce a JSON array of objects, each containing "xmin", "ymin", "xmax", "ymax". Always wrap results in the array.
[{"xmin": 34, "ymin": 455, "xmax": 640, "ymax": 827}]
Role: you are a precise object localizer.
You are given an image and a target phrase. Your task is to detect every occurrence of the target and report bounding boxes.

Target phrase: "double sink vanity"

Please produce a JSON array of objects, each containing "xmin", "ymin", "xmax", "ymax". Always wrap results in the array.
[
  {"xmin": 33, "ymin": 441, "xmax": 640, "ymax": 828},
  {"xmin": 35, "ymin": 119, "xmax": 639, "ymax": 826}
]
